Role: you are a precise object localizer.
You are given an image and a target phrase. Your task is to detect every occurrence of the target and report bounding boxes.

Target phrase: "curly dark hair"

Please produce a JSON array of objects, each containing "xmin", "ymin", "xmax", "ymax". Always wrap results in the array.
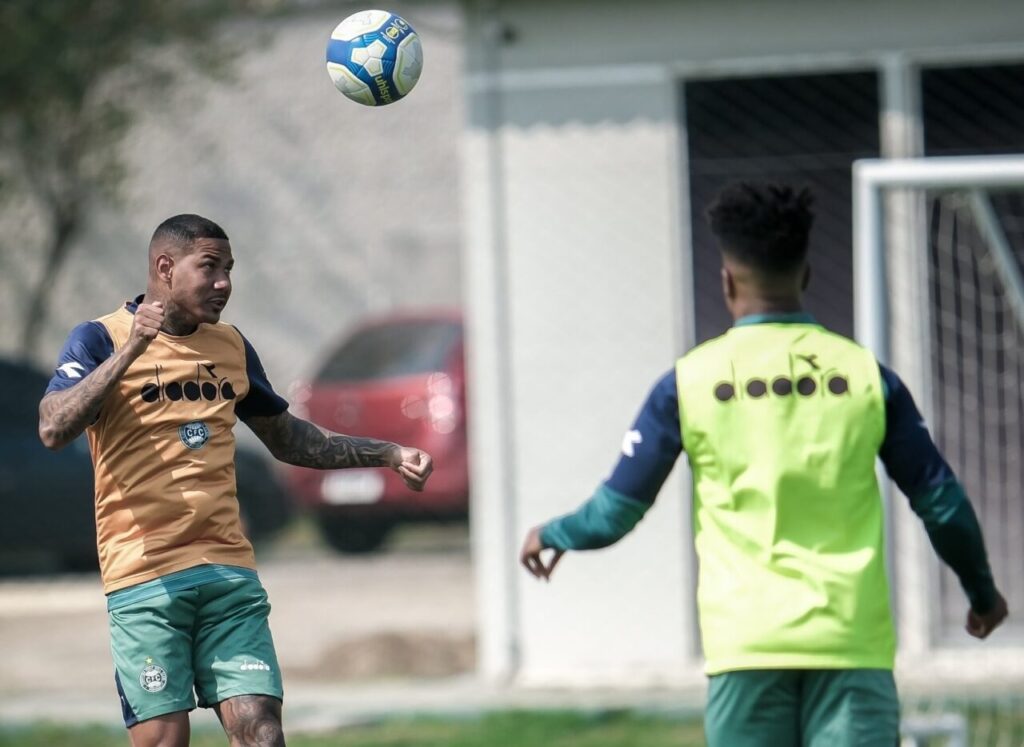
[{"xmin": 705, "ymin": 182, "xmax": 815, "ymax": 275}]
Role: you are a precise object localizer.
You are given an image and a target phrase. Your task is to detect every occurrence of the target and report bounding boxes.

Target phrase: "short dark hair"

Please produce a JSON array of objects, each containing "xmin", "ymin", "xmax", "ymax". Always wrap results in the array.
[
  {"xmin": 705, "ymin": 182, "xmax": 814, "ymax": 275},
  {"xmin": 151, "ymin": 214, "xmax": 228, "ymax": 248}
]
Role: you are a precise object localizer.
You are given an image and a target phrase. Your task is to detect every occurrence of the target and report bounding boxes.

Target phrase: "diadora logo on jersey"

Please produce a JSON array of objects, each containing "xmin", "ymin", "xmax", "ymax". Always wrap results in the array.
[
  {"xmin": 57, "ymin": 362, "xmax": 86, "ymax": 379},
  {"xmin": 139, "ymin": 657, "xmax": 168, "ymax": 693},
  {"xmin": 179, "ymin": 420, "xmax": 211, "ymax": 449},
  {"xmin": 140, "ymin": 362, "xmax": 236, "ymax": 404},
  {"xmin": 714, "ymin": 353, "xmax": 850, "ymax": 403}
]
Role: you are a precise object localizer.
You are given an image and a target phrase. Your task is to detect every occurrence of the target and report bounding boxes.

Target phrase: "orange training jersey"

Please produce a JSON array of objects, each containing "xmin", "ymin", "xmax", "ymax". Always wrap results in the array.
[{"xmin": 46, "ymin": 299, "xmax": 289, "ymax": 593}]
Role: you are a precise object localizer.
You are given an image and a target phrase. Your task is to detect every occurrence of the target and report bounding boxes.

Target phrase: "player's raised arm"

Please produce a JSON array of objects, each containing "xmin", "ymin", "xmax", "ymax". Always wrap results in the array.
[
  {"xmin": 244, "ymin": 410, "xmax": 433, "ymax": 492},
  {"xmin": 39, "ymin": 302, "xmax": 165, "ymax": 450}
]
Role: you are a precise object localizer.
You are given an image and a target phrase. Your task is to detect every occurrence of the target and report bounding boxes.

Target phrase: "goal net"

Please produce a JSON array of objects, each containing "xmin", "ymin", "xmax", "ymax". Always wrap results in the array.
[{"xmin": 854, "ymin": 155, "xmax": 1024, "ymax": 745}]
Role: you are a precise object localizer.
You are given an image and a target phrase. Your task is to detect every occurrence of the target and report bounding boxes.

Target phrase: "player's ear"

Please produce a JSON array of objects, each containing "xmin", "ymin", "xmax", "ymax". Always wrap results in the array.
[
  {"xmin": 155, "ymin": 254, "xmax": 175, "ymax": 283},
  {"xmin": 721, "ymin": 265, "xmax": 736, "ymax": 303}
]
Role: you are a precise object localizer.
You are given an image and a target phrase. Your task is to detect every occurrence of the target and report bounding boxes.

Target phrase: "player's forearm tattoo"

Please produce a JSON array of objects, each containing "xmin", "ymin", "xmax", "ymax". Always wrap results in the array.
[
  {"xmin": 246, "ymin": 411, "xmax": 397, "ymax": 469},
  {"xmin": 38, "ymin": 350, "xmax": 135, "ymax": 449}
]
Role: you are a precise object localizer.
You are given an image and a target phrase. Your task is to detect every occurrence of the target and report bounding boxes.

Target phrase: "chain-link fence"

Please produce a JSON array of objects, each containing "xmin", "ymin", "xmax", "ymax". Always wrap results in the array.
[{"xmin": 686, "ymin": 70, "xmax": 880, "ymax": 342}]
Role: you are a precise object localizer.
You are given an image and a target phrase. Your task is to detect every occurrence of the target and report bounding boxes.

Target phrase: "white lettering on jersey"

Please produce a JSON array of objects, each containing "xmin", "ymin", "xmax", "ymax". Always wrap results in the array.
[
  {"xmin": 622, "ymin": 429, "xmax": 643, "ymax": 458},
  {"xmin": 57, "ymin": 362, "xmax": 86, "ymax": 379}
]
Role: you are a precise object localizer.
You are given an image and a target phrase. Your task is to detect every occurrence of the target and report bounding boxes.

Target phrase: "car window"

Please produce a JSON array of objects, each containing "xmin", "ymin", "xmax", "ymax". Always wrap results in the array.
[
  {"xmin": 317, "ymin": 321, "xmax": 461, "ymax": 382},
  {"xmin": 0, "ymin": 361, "xmax": 50, "ymax": 422}
]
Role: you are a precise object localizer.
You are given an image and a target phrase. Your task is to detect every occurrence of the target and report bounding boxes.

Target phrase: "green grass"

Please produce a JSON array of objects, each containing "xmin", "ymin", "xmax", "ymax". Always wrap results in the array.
[
  {"xmin": 7, "ymin": 703, "xmax": 1024, "ymax": 747},
  {"xmin": 0, "ymin": 711, "xmax": 704, "ymax": 747}
]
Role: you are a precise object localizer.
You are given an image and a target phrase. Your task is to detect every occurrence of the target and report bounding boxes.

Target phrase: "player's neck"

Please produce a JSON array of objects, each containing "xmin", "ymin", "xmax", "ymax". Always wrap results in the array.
[
  {"xmin": 161, "ymin": 315, "xmax": 200, "ymax": 336},
  {"xmin": 141, "ymin": 288, "xmax": 200, "ymax": 336},
  {"xmin": 729, "ymin": 296, "xmax": 803, "ymax": 320}
]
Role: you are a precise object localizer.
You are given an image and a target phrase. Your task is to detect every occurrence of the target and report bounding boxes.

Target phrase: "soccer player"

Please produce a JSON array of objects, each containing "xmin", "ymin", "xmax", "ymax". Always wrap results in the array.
[
  {"xmin": 38, "ymin": 214, "xmax": 433, "ymax": 747},
  {"xmin": 520, "ymin": 183, "xmax": 1008, "ymax": 746}
]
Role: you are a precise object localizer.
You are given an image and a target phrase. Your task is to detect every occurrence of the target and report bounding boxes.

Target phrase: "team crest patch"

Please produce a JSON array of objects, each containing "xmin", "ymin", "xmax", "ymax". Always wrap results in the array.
[
  {"xmin": 139, "ymin": 659, "xmax": 168, "ymax": 693},
  {"xmin": 179, "ymin": 420, "xmax": 210, "ymax": 450}
]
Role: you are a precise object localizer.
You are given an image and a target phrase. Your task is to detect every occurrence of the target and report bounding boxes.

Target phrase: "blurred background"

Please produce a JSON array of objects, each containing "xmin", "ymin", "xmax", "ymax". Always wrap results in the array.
[{"xmin": 2, "ymin": 0, "xmax": 1024, "ymax": 744}]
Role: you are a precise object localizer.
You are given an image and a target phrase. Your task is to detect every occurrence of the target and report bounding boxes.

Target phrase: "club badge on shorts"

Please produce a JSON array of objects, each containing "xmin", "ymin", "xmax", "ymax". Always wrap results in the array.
[
  {"xmin": 179, "ymin": 420, "xmax": 210, "ymax": 450},
  {"xmin": 139, "ymin": 657, "xmax": 168, "ymax": 693}
]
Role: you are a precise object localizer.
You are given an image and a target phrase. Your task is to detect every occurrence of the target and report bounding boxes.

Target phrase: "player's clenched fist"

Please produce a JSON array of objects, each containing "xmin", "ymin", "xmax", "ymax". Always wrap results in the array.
[
  {"xmin": 391, "ymin": 446, "xmax": 433, "ymax": 491},
  {"xmin": 127, "ymin": 301, "xmax": 165, "ymax": 355},
  {"xmin": 966, "ymin": 590, "xmax": 1008, "ymax": 639}
]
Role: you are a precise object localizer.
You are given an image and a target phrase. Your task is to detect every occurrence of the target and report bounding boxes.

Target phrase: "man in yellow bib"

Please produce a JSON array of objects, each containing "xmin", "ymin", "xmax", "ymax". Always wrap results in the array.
[
  {"xmin": 521, "ymin": 182, "xmax": 1008, "ymax": 746},
  {"xmin": 40, "ymin": 214, "xmax": 434, "ymax": 747}
]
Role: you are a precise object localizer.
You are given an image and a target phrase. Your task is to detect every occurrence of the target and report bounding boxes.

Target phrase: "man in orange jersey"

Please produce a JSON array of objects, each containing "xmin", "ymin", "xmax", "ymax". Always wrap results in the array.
[{"xmin": 39, "ymin": 214, "xmax": 433, "ymax": 747}]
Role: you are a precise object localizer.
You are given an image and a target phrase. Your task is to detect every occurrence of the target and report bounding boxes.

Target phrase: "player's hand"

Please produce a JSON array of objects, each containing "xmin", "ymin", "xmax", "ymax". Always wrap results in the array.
[
  {"xmin": 126, "ymin": 301, "xmax": 165, "ymax": 356},
  {"xmin": 391, "ymin": 446, "xmax": 433, "ymax": 491},
  {"xmin": 520, "ymin": 525, "xmax": 564, "ymax": 582},
  {"xmin": 966, "ymin": 590, "xmax": 1008, "ymax": 639}
]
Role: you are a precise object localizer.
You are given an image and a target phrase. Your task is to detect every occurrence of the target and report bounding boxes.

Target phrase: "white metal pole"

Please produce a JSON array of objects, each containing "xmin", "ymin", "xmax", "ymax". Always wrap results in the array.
[{"xmin": 852, "ymin": 162, "xmax": 889, "ymax": 364}]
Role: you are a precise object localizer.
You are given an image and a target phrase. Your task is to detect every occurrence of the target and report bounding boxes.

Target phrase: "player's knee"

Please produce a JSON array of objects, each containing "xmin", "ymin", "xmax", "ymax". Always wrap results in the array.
[
  {"xmin": 228, "ymin": 719, "xmax": 284, "ymax": 747},
  {"xmin": 128, "ymin": 712, "xmax": 191, "ymax": 747},
  {"xmin": 223, "ymin": 697, "xmax": 284, "ymax": 747},
  {"xmin": 227, "ymin": 717, "xmax": 284, "ymax": 747},
  {"xmin": 126, "ymin": 721, "xmax": 189, "ymax": 745}
]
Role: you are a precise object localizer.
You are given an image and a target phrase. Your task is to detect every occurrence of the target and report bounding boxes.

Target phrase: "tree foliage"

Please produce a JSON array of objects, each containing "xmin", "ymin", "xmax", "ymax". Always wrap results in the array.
[{"xmin": 0, "ymin": 0, "xmax": 263, "ymax": 356}]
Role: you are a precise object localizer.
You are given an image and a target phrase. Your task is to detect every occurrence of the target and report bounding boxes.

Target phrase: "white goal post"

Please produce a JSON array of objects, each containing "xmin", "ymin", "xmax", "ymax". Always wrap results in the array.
[
  {"xmin": 853, "ymin": 154, "xmax": 1024, "ymax": 363},
  {"xmin": 853, "ymin": 154, "xmax": 1024, "ymax": 743},
  {"xmin": 852, "ymin": 152, "xmax": 1024, "ymax": 661}
]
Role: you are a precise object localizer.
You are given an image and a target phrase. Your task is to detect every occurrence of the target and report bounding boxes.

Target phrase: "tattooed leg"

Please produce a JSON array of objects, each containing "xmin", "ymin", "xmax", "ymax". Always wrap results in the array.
[{"xmin": 214, "ymin": 695, "xmax": 285, "ymax": 747}]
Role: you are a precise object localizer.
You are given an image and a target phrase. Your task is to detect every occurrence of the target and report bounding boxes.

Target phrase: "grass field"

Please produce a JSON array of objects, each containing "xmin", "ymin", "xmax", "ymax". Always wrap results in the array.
[
  {"xmin": 6, "ymin": 703, "xmax": 1024, "ymax": 747},
  {"xmin": 0, "ymin": 711, "xmax": 705, "ymax": 747}
]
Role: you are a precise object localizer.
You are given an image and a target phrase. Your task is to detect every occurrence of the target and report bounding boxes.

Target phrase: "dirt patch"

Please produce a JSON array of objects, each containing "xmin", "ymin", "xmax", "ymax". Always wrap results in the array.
[{"xmin": 284, "ymin": 631, "xmax": 476, "ymax": 681}]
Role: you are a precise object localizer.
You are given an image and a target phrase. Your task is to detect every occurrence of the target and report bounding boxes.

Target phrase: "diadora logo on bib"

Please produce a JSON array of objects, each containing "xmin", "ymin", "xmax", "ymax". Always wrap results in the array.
[
  {"xmin": 713, "ymin": 353, "xmax": 850, "ymax": 403},
  {"xmin": 140, "ymin": 362, "xmax": 236, "ymax": 404}
]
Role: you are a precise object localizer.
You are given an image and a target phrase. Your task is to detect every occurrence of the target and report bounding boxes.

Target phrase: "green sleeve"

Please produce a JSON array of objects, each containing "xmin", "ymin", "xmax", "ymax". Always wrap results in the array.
[
  {"xmin": 910, "ymin": 479, "xmax": 998, "ymax": 614},
  {"xmin": 540, "ymin": 484, "xmax": 651, "ymax": 552}
]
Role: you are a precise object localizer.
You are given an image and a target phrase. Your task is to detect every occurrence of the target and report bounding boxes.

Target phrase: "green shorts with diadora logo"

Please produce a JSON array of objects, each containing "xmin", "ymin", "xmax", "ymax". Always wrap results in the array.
[{"xmin": 107, "ymin": 565, "xmax": 283, "ymax": 727}]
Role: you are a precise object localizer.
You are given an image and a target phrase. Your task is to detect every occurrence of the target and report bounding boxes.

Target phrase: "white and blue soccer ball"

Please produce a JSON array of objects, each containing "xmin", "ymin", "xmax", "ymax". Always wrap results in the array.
[{"xmin": 325, "ymin": 10, "xmax": 423, "ymax": 106}]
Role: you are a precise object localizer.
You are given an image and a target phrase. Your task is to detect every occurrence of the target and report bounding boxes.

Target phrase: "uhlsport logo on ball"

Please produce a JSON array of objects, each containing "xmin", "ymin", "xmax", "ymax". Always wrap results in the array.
[{"xmin": 326, "ymin": 10, "xmax": 423, "ymax": 106}]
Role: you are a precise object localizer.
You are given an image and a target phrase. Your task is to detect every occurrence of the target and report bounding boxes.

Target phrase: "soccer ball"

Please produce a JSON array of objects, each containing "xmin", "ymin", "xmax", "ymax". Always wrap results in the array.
[{"xmin": 325, "ymin": 10, "xmax": 423, "ymax": 107}]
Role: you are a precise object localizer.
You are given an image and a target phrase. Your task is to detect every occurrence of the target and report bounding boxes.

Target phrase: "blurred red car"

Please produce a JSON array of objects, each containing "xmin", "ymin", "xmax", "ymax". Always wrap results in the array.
[{"xmin": 284, "ymin": 311, "xmax": 468, "ymax": 553}]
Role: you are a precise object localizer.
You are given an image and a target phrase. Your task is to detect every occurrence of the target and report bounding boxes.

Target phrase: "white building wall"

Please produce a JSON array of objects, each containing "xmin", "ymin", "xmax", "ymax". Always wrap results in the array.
[
  {"xmin": 463, "ymin": 67, "xmax": 698, "ymax": 684},
  {"xmin": 504, "ymin": 88, "xmax": 694, "ymax": 687},
  {"xmin": 462, "ymin": 0, "xmax": 1024, "ymax": 686}
]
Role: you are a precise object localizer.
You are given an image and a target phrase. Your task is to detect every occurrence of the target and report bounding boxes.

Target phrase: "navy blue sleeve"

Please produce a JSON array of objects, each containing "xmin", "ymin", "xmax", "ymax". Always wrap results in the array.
[
  {"xmin": 45, "ymin": 322, "xmax": 114, "ymax": 394},
  {"xmin": 877, "ymin": 365, "xmax": 956, "ymax": 495},
  {"xmin": 879, "ymin": 364, "xmax": 998, "ymax": 614},
  {"xmin": 604, "ymin": 369, "xmax": 684, "ymax": 506},
  {"xmin": 235, "ymin": 332, "xmax": 289, "ymax": 421}
]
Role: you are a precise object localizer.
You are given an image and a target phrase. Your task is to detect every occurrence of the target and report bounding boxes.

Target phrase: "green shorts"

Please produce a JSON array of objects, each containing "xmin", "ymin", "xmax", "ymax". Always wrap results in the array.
[
  {"xmin": 704, "ymin": 669, "xmax": 899, "ymax": 747},
  {"xmin": 107, "ymin": 566, "xmax": 283, "ymax": 727}
]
